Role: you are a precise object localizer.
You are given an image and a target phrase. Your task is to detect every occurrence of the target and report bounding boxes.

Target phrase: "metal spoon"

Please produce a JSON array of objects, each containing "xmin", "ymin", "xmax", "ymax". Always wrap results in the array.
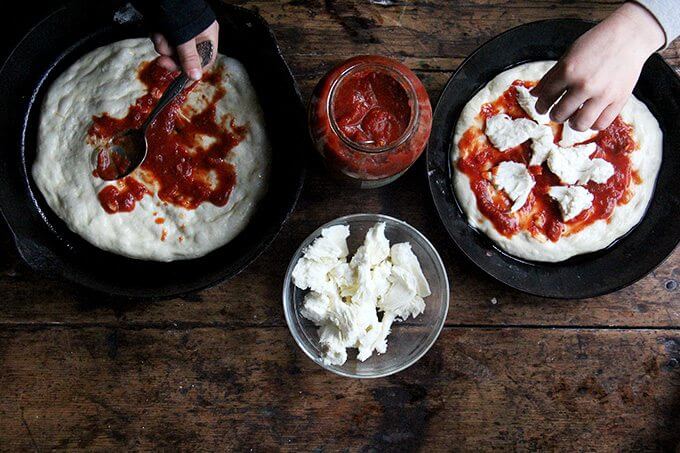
[{"xmin": 94, "ymin": 40, "xmax": 214, "ymax": 181}]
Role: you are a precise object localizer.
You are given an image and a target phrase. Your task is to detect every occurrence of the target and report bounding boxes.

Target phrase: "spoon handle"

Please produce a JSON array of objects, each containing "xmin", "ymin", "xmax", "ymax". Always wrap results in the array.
[
  {"xmin": 141, "ymin": 40, "xmax": 215, "ymax": 131},
  {"xmin": 141, "ymin": 73, "xmax": 189, "ymax": 130}
]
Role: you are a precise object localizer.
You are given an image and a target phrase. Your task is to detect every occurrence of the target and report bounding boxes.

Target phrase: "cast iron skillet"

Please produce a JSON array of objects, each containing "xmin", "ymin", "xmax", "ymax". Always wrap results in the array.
[
  {"xmin": 0, "ymin": 1, "xmax": 306, "ymax": 298},
  {"xmin": 427, "ymin": 19, "xmax": 680, "ymax": 299}
]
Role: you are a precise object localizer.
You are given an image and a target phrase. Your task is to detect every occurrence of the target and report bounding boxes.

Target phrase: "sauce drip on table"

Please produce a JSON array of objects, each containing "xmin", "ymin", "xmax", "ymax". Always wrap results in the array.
[
  {"xmin": 457, "ymin": 80, "xmax": 639, "ymax": 242},
  {"xmin": 89, "ymin": 61, "xmax": 247, "ymax": 214}
]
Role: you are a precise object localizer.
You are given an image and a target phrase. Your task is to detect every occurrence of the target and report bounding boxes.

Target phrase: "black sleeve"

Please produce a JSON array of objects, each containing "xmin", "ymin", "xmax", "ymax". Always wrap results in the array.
[{"xmin": 131, "ymin": 0, "xmax": 216, "ymax": 46}]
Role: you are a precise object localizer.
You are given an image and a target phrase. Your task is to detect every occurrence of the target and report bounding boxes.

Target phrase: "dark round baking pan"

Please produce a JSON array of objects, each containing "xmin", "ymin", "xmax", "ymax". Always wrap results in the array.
[
  {"xmin": 0, "ymin": 1, "xmax": 307, "ymax": 298},
  {"xmin": 427, "ymin": 19, "xmax": 680, "ymax": 299}
]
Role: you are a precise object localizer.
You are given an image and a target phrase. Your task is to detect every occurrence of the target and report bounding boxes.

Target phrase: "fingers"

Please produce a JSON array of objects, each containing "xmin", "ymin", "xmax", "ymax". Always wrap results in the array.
[
  {"xmin": 549, "ymin": 88, "xmax": 589, "ymax": 124},
  {"xmin": 151, "ymin": 20, "xmax": 220, "ymax": 78},
  {"xmin": 568, "ymin": 97, "xmax": 609, "ymax": 131},
  {"xmin": 592, "ymin": 100, "xmax": 626, "ymax": 130},
  {"xmin": 155, "ymin": 55, "xmax": 179, "ymax": 72},
  {"xmin": 151, "ymin": 33, "xmax": 174, "ymax": 57},
  {"xmin": 176, "ymin": 41, "xmax": 203, "ymax": 80},
  {"xmin": 151, "ymin": 34, "xmax": 179, "ymax": 71},
  {"xmin": 532, "ymin": 66, "xmax": 568, "ymax": 114}
]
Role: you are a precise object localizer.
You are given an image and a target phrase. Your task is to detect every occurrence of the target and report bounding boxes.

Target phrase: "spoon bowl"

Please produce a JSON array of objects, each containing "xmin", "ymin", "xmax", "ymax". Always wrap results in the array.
[{"xmin": 95, "ymin": 129, "xmax": 147, "ymax": 180}]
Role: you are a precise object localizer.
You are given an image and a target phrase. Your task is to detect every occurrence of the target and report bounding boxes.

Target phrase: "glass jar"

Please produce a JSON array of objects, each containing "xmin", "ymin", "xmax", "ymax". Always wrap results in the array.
[{"xmin": 309, "ymin": 55, "xmax": 432, "ymax": 188}]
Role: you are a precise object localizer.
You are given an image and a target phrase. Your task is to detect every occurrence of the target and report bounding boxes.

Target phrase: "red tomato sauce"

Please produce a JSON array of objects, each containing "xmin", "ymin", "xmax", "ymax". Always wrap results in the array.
[
  {"xmin": 457, "ymin": 80, "xmax": 639, "ymax": 242},
  {"xmin": 89, "ymin": 62, "xmax": 246, "ymax": 214},
  {"xmin": 332, "ymin": 70, "xmax": 411, "ymax": 148},
  {"xmin": 309, "ymin": 55, "xmax": 432, "ymax": 184}
]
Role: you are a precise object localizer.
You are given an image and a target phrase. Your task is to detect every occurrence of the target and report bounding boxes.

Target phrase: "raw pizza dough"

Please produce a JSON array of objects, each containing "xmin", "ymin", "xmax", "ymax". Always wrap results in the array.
[
  {"xmin": 452, "ymin": 61, "xmax": 662, "ymax": 262},
  {"xmin": 33, "ymin": 38, "xmax": 270, "ymax": 261}
]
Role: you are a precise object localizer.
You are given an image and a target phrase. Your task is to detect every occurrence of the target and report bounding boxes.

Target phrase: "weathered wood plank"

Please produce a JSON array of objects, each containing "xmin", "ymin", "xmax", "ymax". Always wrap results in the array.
[
  {"xmin": 231, "ymin": 0, "xmax": 680, "ymax": 70},
  {"xmin": 0, "ymin": 327, "xmax": 679, "ymax": 451},
  {"xmin": 1, "ymin": 158, "xmax": 677, "ymax": 328},
  {"xmin": 0, "ymin": 0, "xmax": 677, "ymax": 328}
]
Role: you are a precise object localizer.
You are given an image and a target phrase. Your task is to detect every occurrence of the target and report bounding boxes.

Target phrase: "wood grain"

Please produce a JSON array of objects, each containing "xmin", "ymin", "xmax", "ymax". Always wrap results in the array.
[
  {"xmin": 0, "ymin": 0, "xmax": 676, "ymax": 329},
  {"xmin": 1, "ymin": 327, "xmax": 679, "ymax": 450},
  {"xmin": 1, "ymin": 159, "xmax": 678, "ymax": 328},
  {"xmin": 1, "ymin": 1, "xmax": 679, "ymax": 450}
]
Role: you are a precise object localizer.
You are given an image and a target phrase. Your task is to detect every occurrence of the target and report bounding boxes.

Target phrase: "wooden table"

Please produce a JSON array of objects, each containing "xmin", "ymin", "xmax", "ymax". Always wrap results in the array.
[{"xmin": 1, "ymin": 1, "xmax": 679, "ymax": 450}]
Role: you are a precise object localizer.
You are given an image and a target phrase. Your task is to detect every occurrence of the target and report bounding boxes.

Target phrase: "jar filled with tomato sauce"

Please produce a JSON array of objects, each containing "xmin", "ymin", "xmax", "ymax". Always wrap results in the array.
[{"xmin": 309, "ymin": 55, "xmax": 432, "ymax": 188}]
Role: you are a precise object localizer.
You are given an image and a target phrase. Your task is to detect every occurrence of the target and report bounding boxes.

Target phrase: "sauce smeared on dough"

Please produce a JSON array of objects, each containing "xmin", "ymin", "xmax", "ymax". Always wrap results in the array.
[
  {"xmin": 89, "ymin": 61, "xmax": 247, "ymax": 214},
  {"xmin": 457, "ymin": 80, "xmax": 639, "ymax": 242}
]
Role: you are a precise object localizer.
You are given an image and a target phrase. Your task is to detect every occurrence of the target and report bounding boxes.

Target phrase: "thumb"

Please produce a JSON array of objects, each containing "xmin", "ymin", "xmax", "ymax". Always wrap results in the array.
[{"xmin": 176, "ymin": 40, "xmax": 203, "ymax": 80}]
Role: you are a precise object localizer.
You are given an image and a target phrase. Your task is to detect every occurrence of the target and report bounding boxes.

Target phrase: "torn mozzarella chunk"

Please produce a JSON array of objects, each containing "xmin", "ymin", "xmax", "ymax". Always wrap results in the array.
[
  {"xmin": 292, "ymin": 225, "xmax": 351, "ymax": 293},
  {"xmin": 529, "ymin": 125, "xmax": 556, "ymax": 166},
  {"xmin": 492, "ymin": 161, "xmax": 535, "ymax": 212},
  {"xmin": 547, "ymin": 143, "xmax": 614, "ymax": 185},
  {"xmin": 583, "ymin": 158, "xmax": 616, "ymax": 184},
  {"xmin": 329, "ymin": 262, "xmax": 354, "ymax": 294},
  {"xmin": 325, "ymin": 298, "xmax": 369, "ymax": 347},
  {"xmin": 318, "ymin": 324, "xmax": 347, "ymax": 366},
  {"xmin": 559, "ymin": 122, "xmax": 598, "ymax": 147},
  {"xmin": 356, "ymin": 313, "xmax": 393, "ymax": 362},
  {"xmin": 293, "ymin": 222, "xmax": 431, "ymax": 366},
  {"xmin": 379, "ymin": 267, "xmax": 426, "ymax": 321},
  {"xmin": 299, "ymin": 291, "xmax": 333, "ymax": 325},
  {"xmin": 371, "ymin": 260, "xmax": 393, "ymax": 298},
  {"xmin": 548, "ymin": 186, "xmax": 594, "ymax": 221},
  {"xmin": 302, "ymin": 224, "xmax": 350, "ymax": 261},
  {"xmin": 485, "ymin": 114, "xmax": 539, "ymax": 151},
  {"xmin": 515, "ymin": 85, "xmax": 551, "ymax": 124},
  {"xmin": 390, "ymin": 243, "xmax": 431, "ymax": 297},
  {"xmin": 291, "ymin": 258, "xmax": 337, "ymax": 294},
  {"xmin": 350, "ymin": 222, "xmax": 390, "ymax": 268}
]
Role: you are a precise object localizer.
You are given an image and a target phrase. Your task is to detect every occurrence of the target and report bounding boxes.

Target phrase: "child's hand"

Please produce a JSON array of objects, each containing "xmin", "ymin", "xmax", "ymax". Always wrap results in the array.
[
  {"xmin": 532, "ymin": 2, "xmax": 664, "ymax": 131},
  {"xmin": 151, "ymin": 20, "xmax": 219, "ymax": 81}
]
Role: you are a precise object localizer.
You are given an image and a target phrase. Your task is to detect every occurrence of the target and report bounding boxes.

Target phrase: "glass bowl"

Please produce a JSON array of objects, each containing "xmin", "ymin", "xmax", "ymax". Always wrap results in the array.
[{"xmin": 282, "ymin": 213, "xmax": 449, "ymax": 378}]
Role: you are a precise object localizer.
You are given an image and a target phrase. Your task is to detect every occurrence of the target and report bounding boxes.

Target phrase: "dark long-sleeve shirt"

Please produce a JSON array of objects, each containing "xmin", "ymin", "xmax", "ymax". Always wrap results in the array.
[{"xmin": 131, "ymin": 0, "xmax": 216, "ymax": 45}]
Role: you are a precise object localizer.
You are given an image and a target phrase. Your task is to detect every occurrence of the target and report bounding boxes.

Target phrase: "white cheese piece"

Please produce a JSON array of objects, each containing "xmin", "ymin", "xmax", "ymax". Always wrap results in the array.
[
  {"xmin": 356, "ymin": 313, "xmax": 393, "ymax": 362},
  {"xmin": 390, "ymin": 243, "xmax": 431, "ymax": 297},
  {"xmin": 350, "ymin": 258, "xmax": 380, "ymax": 308},
  {"xmin": 529, "ymin": 125, "xmax": 556, "ymax": 166},
  {"xmin": 325, "ymin": 298, "xmax": 368, "ymax": 347},
  {"xmin": 485, "ymin": 114, "xmax": 539, "ymax": 151},
  {"xmin": 293, "ymin": 222, "xmax": 431, "ymax": 366},
  {"xmin": 291, "ymin": 258, "xmax": 337, "ymax": 294},
  {"xmin": 302, "ymin": 225, "xmax": 350, "ymax": 262},
  {"xmin": 515, "ymin": 85, "xmax": 551, "ymax": 124},
  {"xmin": 318, "ymin": 324, "xmax": 347, "ymax": 366},
  {"xmin": 547, "ymin": 143, "xmax": 614, "ymax": 185},
  {"xmin": 329, "ymin": 262, "xmax": 355, "ymax": 297},
  {"xmin": 371, "ymin": 260, "xmax": 393, "ymax": 299},
  {"xmin": 559, "ymin": 122, "xmax": 598, "ymax": 147},
  {"xmin": 548, "ymin": 186, "xmax": 594, "ymax": 221},
  {"xmin": 584, "ymin": 158, "xmax": 616, "ymax": 184},
  {"xmin": 492, "ymin": 161, "xmax": 535, "ymax": 212},
  {"xmin": 292, "ymin": 224, "xmax": 350, "ymax": 293},
  {"xmin": 299, "ymin": 291, "xmax": 333, "ymax": 325},
  {"xmin": 350, "ymin": 222, "xmax": 390, "ymax": 268},
  {"xmin": 379, "ymin": 267, "xmax": 426, "ymax": 321}
]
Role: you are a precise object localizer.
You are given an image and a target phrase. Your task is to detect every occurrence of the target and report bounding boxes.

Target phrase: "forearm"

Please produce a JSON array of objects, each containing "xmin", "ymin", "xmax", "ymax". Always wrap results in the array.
[
  {"xmin": 131, "ymin": 0, "xmax": 216, "ymax": 45},
  {"xmin": 632, "ymin": 0, "xmax": 680, "ymax": 48},
  {"xmin": 608, "ymin": 2, "xmax": 666, "ymax": 55}
]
